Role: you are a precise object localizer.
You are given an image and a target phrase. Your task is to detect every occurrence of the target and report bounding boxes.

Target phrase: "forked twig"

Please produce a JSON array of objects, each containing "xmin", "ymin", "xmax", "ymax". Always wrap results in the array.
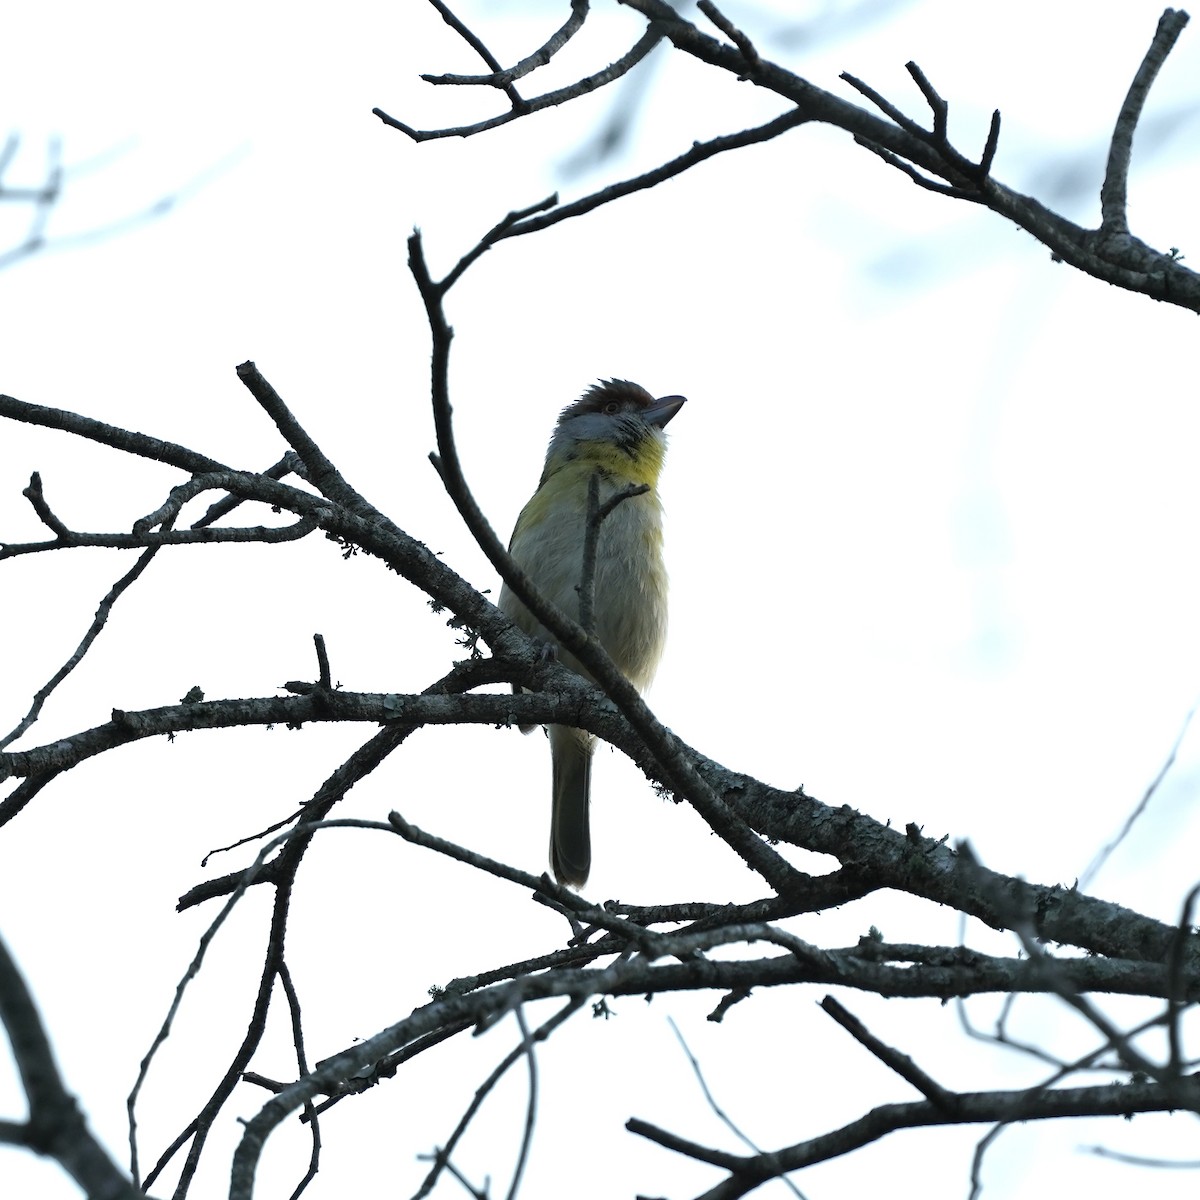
[
  {"xmin": 374, "ymin": 28, "xmax": 662, "ymax": 142},
  {"xmin": 422, "ymin": 0, "xmax": 590, "ymax": 88},
  {"xmin": 668, "ymin": 1016, "xmax": 806, "ymax": 1198}
]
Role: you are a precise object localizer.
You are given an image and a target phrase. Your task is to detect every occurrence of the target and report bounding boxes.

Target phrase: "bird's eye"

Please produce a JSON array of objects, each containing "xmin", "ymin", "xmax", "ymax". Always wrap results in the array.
[{"xmin": 603, "ymin": 401, "xmax": 621, "ymax": 415}]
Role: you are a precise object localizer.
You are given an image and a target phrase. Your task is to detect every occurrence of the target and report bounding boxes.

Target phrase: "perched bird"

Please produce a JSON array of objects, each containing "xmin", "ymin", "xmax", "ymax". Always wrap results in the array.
[{"xmin": 499, "ymin": 379, "xmax": 686, "ymax": 887}]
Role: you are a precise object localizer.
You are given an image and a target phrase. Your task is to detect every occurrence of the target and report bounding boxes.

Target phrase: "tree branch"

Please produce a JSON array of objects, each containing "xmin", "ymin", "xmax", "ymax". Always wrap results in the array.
[
  {"xmin": 374, "ymin": 27, "xmax": 662, "ymax": 141},
  {"xmin": 634, "ymin": 1075, "xmax": 1200, "ymax": 1200},
  {"xmin": 611, "ymin": 0, "xmax": 1200, "ymax": 310},
  {"xmin": 420, "ymin": 0, "xmax": 590, "ymax": 89},
  {"xmin": 1101, "ymin": 8, "xmax": 1190, "ymax": 233},
  {"xmin": 0, "ymin": 930, "xmax": 149, "ymax": 1198}
]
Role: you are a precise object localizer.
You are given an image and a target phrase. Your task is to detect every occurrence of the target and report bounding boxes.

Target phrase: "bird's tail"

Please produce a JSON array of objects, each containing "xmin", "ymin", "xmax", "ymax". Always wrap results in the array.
[{"xmin": 550, "ymin": 725, "xmax": 593, "ymax": 887}]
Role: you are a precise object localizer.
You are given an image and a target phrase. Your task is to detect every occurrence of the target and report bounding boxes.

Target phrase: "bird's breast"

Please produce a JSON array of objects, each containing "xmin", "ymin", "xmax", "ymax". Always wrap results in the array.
[{"xmin": 503, "ymin": 470, "xmax": 669, "ymax": 691}]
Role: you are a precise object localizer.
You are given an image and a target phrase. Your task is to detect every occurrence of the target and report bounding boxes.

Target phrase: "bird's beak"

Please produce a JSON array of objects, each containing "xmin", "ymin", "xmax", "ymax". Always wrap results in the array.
[{"xmin": 645, "ymin": 395, "xmax": 686, "ymax": 428}]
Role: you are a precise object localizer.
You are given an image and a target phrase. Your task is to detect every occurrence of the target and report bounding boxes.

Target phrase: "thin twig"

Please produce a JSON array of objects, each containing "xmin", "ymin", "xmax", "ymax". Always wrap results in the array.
[
  {"xmin": 968, "ymin": 1124, "xmax": 1006, "ymax": 1200},
  {"xmin": 0, "ymin": 508, "xmax": 171, "ymax": 750},
  {"xmin": 234, "ymin": 361, "xmax": 377, "ymax": 518},
  {"xmin": 852, "ymin": 137, "xmax": 981, "ymax": 201},
  {"xmin": 632, "ymin": 1075, "xmax": 1200, "ymax": 1196},
  {"xmin": 820, "ymin": 996, "xmax": 957, "ymax": 1111},
  {"xmin": 0, "ymin": 132, "xmax": 20, "ymax": 179},
  {"xmin": 412, "ymin": 1001, "xmax": 582, "ymax": 1200},
  {"xmin": 840, "ymin": 71, "xmax": 924, "ymax": 136},
  {"xmin": 905, "ymin": 61, "xmax": 947, "ymax": 140},
  {"xmin": 387, "ymin": 811, "xmax": 672, "ymax": 955},
  {"xmin": 374, "ymin": 28, "xmax": 662, "ymax": 141},
  {"xmin": 1101, "ymin": 8, "xmax": 1190, "ymax": 234},
  {"xmin": 579, "ymin": 472, "xmax": 602, "ymax": 634},
  {"xmin": 277, "ymin": 961, "xmax": 322, "ymax": 1199},
  {"xmin": 130, "ymin": 830, "xmax": 288, "ymax": 1186},
  {"xmin": 1085, "ymin": 1145, "xmax": 1200, "ymax": 1168},
  {"xmin": 495, "ymin": 108, "xmax": 809, "ymax": 242},
  {"xmin": 697, "ymin": 0, "xmax": 761, "ymax": 72},
  {"xmin": 578, "ymin": 473, "xmax": 648, "ymax": 633},
  {"xmin": 668, "ymin": 1016, "xmax": 806, "ymax": 1198},
  {"xmin": 0, "ymin": 393, "xmax": 228, "ymax": 474},
  {"xmin": 312, "ymin": 634, "xmax": 331, "ymax": 690},
  {"xmin": 0, "ymin": 136, "xmax": 234, "ymax": 271},
  {"xmin": 506, "ymin": 1007, "xmax": 539, "ymax": 1200},
  {"xmin": 21, "ymin": 471, "xmax": 69, "ymax": 536},
  {"xmin": 979, "ymin": 109, "xmax": 1001, "ymax": 177},
  {"xmin": 625, "ymin": 1118, "xmax": 746, "ymax": 1170},
  {"xmin": 422, "ymin": 0, "xmax": 590, "ymax": 88},
  {"xmin": 423, "ymin": 0, "xmax": 526, "ymax": 110},
  {"xmin": 199, "ymin": 807, "xmax": 305, "ymax": 867},
  {"xmin": 439, "ymin": 195, "xmax": 558, "ymax": 294},
  {"xmin": 617, "ymin": 0, "xmax": 1199, "ymax": 310},
  {"xmin": 139, "ymin": 822, "xmax": 395, "ymax": 1193},
  {"xmin": 1080, "ymin": 698, "xmax": 1198, "ymax": 889},
  {"xmin": 191, "ymin": 451, "xmax": 305, "ymax": 529}
]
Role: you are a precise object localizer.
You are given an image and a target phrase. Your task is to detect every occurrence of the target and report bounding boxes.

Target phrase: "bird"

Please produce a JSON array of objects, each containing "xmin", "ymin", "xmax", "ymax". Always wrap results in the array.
[{"xmin": 498, "ymin": 379, "xmax": 686, "ymax": 888}]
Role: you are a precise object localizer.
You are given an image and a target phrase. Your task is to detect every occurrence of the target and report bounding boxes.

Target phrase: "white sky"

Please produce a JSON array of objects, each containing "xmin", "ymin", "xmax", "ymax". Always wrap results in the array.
[{"xmin": 3, "ymin": 1, "xmax": 1200, "ymax": 1197}]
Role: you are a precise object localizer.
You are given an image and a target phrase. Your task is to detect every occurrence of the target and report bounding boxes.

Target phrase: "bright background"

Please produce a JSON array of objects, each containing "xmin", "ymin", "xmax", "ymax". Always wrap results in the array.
[{"xmin": 3, "ymin": 1, "xmax": 1200, "ymax": 1197}]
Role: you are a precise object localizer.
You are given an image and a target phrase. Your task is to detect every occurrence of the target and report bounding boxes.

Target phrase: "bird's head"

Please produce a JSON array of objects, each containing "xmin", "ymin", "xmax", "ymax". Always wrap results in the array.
[{"xmin": 543, "ymin": 379, "xmax": 686, "ymax": 485}]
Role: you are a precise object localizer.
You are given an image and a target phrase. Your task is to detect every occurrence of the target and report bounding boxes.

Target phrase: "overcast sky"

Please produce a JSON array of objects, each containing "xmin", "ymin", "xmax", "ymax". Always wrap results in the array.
[{"xmin": 3, "ymin": 2, "xmax": 1200, "ymax": 1197}]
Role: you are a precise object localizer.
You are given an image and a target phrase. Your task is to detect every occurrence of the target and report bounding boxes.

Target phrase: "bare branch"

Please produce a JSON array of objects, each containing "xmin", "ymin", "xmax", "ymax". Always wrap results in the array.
[
  {"xmin": 421, "ymin": 0, "xmax": 590, "ymax": 88},
  {"xmin": 191, "ymin": 451, "xmax": 306, "ymax": 529},
  {"xmin": 235, "ymin": 361, "xmax": 379, "ymax": 518},
  {"xmin": 0, "ymin": 690, "xmax": 531, "ymax": 789},
  {"xmin": 0, "ymin": 391, "xmax": 514, "ymax": 643},
  {"xmin": 277, "ymin": 962, "xmax": 322, "ymax": 1198},
  {"xmin": 494, "ymin": 109, "xmax": 810, "ymax": 242},
  {"xmin": 438, "ymin": 194, "xmax": 559, "ymax": 294},
  {"xmin": 374, "ymin": 27, "xmax": 662, "ymax": 141},
  {"xmin": 578, "ymin": 473, "xmax": 649, "ymax": 633},
  {"xmin": 0, "ymin": 393, "xmax": 228, "ymax": 475},
  {"xmin": 635, "ymin": 1076, "xmax": 1200, "ymax": 1199},
  {"xmin": 820, "ymin": 996, "xmax": 957, "ymax": 1110},
  {"xmin": 669, "ymin": 1016, "xmax": 806, "ymax": 1199},
  {"xmin": 839, "ymin": 70, "xmax": 924, "ymax": 136},
  {"xmin": 1085, "ymin": 1145, "xmax": 1200, "ymax": 1168},
  {"xmin": 20, "ymin": 471, "xmax": 69, "ymax": 536},
  {"xmin": 422, "ymin": 0, "xmax": 527, "ymax": 110},
  {"xmin": 388, "ymin": 811, "xmax": 686, "ymax": 959},
  {"xmin": 614, "ymin": 0, "xmax": 1200, "ymax": 311},
  {"xmin": 697, "ymin": 0, "xmax": 762, "ymax": 72},
  {"xmin": 1, "ymin": 499, "xmax": 168, "ymax": 750},
  {"xmin": 411, "ymin": 1002, "xmax": 580, "ymax": 1200},
  {"xmin": 141, "ymin": 818, "xmax": 396, "ymax": 1193},
  {"xmin": 0, "ymin": 133, "xmax": 233, "ymax": 271},
  {"xmin": 0, "ymin": 931, "xmax": 148, "ymax": 1198},
  {"xmin": 507, "ymin": 1007, "xmax": 540, "ymax": 1200},
  {"xmin": 905, "ymin": 60, "xmax": 949, "ymax": 141},
  {"xmin": 1101, "ymin": 8, "xmax": 1190, "ymax": 233},
  {"xmin": 626, "ymin": 1117, "xmax": 745, "ymax": 1171},
  {"xmin": 1081, "ymin": 698, "xmax": 1198, "ymax": 889},
  {"xmin": 312, "ymin": 633, "xmax": 332, "ymax": 691}
]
